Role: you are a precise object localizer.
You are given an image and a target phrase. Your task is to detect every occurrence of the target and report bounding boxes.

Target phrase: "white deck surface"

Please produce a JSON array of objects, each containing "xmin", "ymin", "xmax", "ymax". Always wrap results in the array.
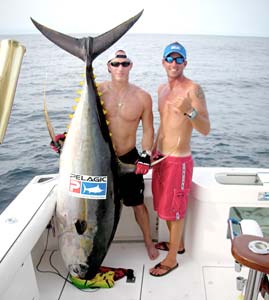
[
  {"xmin": 2, "ymin": 168, "xmax": 268, "ymax": 300},
  {"xmin": 33, "ymin": 240, "xmax": 262, "ymax": 300}
]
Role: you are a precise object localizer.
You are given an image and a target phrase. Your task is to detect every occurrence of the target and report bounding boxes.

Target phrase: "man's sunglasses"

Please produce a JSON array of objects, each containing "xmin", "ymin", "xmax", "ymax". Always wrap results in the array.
[
  {"xmin": 110, "ymin": 61, "xmax": 131, "ymax": 67},
  {"xmin": 165, "ymin": 56, "xmax": 185, "ymax": 65}
]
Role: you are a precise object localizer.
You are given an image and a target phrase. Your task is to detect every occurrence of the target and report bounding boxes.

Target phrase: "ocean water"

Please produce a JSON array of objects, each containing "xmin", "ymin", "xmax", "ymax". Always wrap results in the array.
[{"xmin": 0, "ymin": 33, "xmax": 269, "ymax": 213}]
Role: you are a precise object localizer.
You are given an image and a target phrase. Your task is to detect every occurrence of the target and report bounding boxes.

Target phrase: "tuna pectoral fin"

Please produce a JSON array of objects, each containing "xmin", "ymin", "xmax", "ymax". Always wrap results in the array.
[
  {"xmin": 30, "ymin": 10, "xmax": 143, "ymax": 63},
  {"xmin": 117, "ymin": 159, "xmax": 136, "ymax": 175}
]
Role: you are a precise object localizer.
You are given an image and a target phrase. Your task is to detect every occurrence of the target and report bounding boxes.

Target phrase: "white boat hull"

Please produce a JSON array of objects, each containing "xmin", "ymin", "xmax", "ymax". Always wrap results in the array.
[{"xmin": 0, "ymin": 167, "xmax": 269, "ymax": 300}]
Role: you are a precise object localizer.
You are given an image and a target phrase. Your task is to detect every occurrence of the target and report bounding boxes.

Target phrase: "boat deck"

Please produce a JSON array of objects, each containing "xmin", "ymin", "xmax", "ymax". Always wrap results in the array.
[
  {"xmin": 33, "ymin": 239, "xmax": 257, "ymax": 300},
  {"xmin": 2, "ymin": 168, "xmax": 269, "ymax": 300}
]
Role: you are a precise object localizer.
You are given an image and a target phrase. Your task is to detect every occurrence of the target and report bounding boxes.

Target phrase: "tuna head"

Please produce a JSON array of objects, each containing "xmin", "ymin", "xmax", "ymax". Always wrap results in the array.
[{"xmin": 31, "ymin": 11, "xmax": 143, "ymax": 280}]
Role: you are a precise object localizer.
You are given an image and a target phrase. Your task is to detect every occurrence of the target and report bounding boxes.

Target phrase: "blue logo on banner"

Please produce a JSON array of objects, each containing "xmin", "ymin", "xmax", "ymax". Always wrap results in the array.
[
  {"xmin": 81, "ymin": 182, "xmax": 106, "ymax": 197},
  {"xmin": 69, "ymin": 174, "xmax": 107, "ymax": 199}
]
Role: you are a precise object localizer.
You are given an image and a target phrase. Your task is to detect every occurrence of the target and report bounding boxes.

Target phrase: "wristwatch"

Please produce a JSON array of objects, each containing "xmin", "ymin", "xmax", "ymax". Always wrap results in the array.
[{"xmin": 184, "ymin": 108, "xmax": 198, "ymax": 120}]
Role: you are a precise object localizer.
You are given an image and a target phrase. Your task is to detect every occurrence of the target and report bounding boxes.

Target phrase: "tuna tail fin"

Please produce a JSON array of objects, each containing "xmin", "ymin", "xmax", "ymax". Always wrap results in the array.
[{"xmin": 30, "ymin": 10, "xmax": 143, "ymax": 63}]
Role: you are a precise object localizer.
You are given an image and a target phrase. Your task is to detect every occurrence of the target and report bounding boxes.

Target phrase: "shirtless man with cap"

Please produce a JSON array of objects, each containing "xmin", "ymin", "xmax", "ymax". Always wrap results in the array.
[
  {"xmin": 150, "ymin": 42, "xmax": 210, "ymax": 276},
  {"xmin": 98, "ymin": 49, "xmax": 159, "ymax": 260}
]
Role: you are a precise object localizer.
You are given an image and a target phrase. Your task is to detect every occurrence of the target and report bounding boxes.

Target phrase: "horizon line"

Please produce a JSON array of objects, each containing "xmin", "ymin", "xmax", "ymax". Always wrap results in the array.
[{"xmin": 0, "ymin": 31, "xmax": 268, "ymax": 39}]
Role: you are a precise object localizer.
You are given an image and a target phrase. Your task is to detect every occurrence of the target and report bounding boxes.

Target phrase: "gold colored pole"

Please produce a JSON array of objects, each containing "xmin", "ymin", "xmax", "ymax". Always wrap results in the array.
[{"xmin": 0, "ymin": 39, "xmax": 26, "ymax": 144}]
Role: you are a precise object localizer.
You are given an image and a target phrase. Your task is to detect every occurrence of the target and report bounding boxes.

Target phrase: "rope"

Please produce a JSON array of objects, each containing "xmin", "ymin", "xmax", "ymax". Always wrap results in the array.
[{"xmin": 150, "ymin": 136, "xmax": 181, "ymax": 167}]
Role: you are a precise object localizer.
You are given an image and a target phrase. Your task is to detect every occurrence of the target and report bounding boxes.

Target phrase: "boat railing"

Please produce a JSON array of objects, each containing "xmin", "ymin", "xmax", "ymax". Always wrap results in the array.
[{"xmin": 228, "ymin": 218, "xmax": 269, "ymax": 300}]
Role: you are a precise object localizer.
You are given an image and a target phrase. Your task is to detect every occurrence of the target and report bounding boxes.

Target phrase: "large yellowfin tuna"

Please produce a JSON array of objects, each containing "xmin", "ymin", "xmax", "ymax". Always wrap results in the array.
[{"xmin": 31, "ymin": 11, "xmax": 143, "ymax": 280}]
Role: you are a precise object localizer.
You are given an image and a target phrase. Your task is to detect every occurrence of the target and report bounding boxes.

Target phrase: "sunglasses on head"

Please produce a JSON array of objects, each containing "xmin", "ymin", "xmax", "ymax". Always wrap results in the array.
[
  {"xmin": 165, "ymin": 56, "xmax": 185, "ymax": 64},
  {"xmin": 110, "ymin": 61, "xmax": 131, "ymax": 67}
]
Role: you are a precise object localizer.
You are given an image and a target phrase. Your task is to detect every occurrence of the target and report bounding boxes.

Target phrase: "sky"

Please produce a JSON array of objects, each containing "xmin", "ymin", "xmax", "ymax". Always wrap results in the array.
[{"xmin": 0, "ymin": 0, "xmax": 269, "ymax": 37}]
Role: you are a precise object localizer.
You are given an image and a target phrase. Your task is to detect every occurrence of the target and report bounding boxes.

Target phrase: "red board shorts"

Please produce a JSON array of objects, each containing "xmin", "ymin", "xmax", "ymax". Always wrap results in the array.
[{"xmin": 152, "ymin": 154, "xmax": 193, "ymax": 221}]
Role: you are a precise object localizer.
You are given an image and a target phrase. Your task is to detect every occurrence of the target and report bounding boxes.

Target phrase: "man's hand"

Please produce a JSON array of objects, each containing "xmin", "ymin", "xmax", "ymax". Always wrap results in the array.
[
  {"xmin": 50, "ymin": 141, "xmax": 61, "ymax": 153},
  {"xmin": 167, "ymin": 91, "xmax": 192, "ymax": 115},
  {"xmin": 135, "ymin": 150, "xmax": 151, "ymax": 175},
  {"xmin": 50, "ymin": 133, "xmax": 66, "ymax": 154}
]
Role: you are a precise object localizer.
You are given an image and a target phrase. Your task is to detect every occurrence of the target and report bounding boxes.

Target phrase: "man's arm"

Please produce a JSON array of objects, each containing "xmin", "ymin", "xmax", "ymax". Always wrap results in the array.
[
  {"xmin": 167, "ymin": 83, "xmax": 210, "ymax": 136},
  {"xmin": 187, "ymin": 85, "xmax": 210, "ymax": 136},
  {"xmin": 141, "ymin": 93, "xmax": 154, "ymax": 151},
  {"xmin": 135, "ymin": 92, "xmax": 154, "ymax": 175}
]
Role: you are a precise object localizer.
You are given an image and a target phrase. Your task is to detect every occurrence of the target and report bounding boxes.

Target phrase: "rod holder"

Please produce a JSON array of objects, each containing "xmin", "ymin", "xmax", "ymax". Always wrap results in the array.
[{"xmin": 0, "ymin": 39, "xmax": 26, "ymax": 143}]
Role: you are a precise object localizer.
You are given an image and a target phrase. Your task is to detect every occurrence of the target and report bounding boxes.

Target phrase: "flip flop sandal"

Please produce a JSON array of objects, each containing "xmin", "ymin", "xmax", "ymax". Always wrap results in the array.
[
  {"xmin": 150, "ymin": 262, "xmax": 179, "ymax": 277},
  {"xmin": 155, "ymin": 241, "xmax": 185, "ymax": 254}
]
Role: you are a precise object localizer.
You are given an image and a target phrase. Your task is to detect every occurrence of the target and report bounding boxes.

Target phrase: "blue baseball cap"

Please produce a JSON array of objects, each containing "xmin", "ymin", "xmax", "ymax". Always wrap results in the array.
[{"xmin": 163, "ymin": 42, "xmax": 187, "ymax": 60}]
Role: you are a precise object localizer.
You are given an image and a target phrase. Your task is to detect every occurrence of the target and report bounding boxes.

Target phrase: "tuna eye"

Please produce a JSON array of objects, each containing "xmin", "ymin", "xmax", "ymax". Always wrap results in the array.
[{"xmin": 75, "ymin": 219, "xmax": 87, "ymax": 234}]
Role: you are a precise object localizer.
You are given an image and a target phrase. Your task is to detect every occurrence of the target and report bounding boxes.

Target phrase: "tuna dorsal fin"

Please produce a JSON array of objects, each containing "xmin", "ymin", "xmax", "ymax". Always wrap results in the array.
[
  {"xmin": 43, "ymin": 93, "xmax": 56, "ymax": 142},
  {"xmin": 30, "ymin": 10, "xmax": 143, "ymax": 63}
]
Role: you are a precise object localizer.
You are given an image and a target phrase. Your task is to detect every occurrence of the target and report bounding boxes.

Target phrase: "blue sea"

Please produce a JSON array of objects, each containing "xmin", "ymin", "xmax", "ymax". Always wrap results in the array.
[{"xmin": 0, "ymin": 33, "xmax": 269, "ymax": 213}]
